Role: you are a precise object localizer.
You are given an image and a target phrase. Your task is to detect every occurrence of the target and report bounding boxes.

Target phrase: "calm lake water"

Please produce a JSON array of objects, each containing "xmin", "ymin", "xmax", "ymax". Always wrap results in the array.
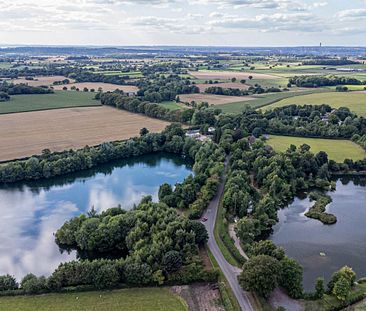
[
  {"xmin": 271, "ymin": 178, "xmax": 366, "ymax": 291},
  {"xmin": 0, "ymin": 153, "xmax": 192, "ymax": 280}
]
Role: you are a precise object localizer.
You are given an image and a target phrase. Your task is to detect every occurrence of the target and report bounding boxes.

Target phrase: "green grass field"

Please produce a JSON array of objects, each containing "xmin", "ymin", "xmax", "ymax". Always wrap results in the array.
[
  {"xmin": 0, "ymin": 288, "xmax": 188, "ymax": 311},
  {"xmin": 159, "ymin": 101, "xmax": 183, "ymax": 111},
  {"xmin": 267, "ymin": 135, "xmax": 366, "ymax": 162},
  {"xmin": 218, "ymin": 90, "xmax": 323, "ymax": 114},
  {"xmin": 0, "ymin": 91, "xmax": 101, "ymax": 114},
  {"xmin": 262, "ymin": 92, "xmax": 366, "ymax": 116}
]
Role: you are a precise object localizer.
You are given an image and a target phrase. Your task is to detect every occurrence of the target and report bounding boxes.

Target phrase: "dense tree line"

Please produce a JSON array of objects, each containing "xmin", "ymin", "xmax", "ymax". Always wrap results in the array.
[
  {"xmin": 101, "ymin": 92, "xmax": 219, "ymax": 125},
  {"xmin": 289, "ymin": 75, "xmax": 365, "ymax": 87},
  {"xmin": 238, "ymin": 104, "xmax": 366, "ymax": 139},
  {"xmin": 302, "ymin": 59, "xmax": 358, "ymax": 66},
  {"xmin": 0, "ymin": 82, "xmax": 53, "ymax": 97},
  {"xmin": 136, "ymin": 74, "xmax": 199, "ymax": 102},
  {"xmin": 0, "ymin": 124, "xmax": 195, "ymax": 183},
  {"xmin": 205, "ymin": 86, "xmax": 249, "ymax": 96},
  {"xmin": 204, "ymin": 85, "xmax": 281, "ymax": 97}
]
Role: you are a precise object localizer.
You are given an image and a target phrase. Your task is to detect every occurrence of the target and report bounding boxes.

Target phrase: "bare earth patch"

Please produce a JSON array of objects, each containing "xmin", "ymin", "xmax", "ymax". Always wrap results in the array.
[
  {"xmin": 0, "ymin": 106, "xmax": 170, "ymax": 162},
  {"xmin": 53, "ymin": 82, "xmax": 138, "ymax": 93},
  {"xmin": 171, "ymin": 284, "xmax": 225, "ymax": 311},
  {"xmin": 10, "ymin": 76, "xmax": 75, "ymax": 87},
  {"xmin": 189, "ymin": 71, "xmax": 280, "ymax": 80},
  {"xmin": 179, "ymin": 93, "xmax": 254, "ymax": 105},
  {"xmin": 195, "ymin": 83, "xmax": 250, "ymax": 93},
  {"xmin": 269, "ymin": 288, "xmax": 304, "ymax": 311}
]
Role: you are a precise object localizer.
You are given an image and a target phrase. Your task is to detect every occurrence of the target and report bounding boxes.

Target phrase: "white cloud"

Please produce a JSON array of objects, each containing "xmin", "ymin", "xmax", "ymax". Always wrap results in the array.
[{"xmin": 336, "ymin": 8, "xmax": 366, "ymax": 20}]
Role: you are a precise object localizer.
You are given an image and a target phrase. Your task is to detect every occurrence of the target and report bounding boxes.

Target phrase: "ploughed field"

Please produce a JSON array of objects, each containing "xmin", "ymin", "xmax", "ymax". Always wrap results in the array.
[
  {"xmin": 0, "ymin": 288, "xmax": 188, "ymax": 311},
  {"xmin": 0, "ymin": 106, "xmax": 170, "ymax": 161},
  {"xmin": 267, "ymin": 135, "xmax": 366, "ymax": 162},
  {"xmin": 52, "ymin": 82, "xmax": 138, "ymax": 93}
]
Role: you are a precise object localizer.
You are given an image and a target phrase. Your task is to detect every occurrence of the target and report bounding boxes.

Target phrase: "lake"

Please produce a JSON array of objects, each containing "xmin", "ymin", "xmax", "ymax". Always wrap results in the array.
[
  {"xmin": 0, "ymin": 153, "xmax": 192, "ymax": 280},
  {"xmin": 271, "ymin": 178, "xmax": 366, "ymax": 291}
]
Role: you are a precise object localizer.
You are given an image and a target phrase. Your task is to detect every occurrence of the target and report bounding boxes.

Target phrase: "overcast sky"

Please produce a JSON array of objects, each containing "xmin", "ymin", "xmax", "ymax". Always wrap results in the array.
[{"xmin": 1, "ymin": 0, "xmax": 366, "ymax": 46}]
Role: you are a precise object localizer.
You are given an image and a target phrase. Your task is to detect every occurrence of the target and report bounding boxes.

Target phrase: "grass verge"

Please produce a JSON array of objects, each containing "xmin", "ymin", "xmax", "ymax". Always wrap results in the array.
[
  {"xmin": 0, "ymin": 287, "xmax": 188, "ymax": 311},
  {"xmin": 213, "ymin": 194, "xmax": 243, "ymax": 268},
  {"xmin": 207, "ymin": 248, "xmax": 241, "ymax": 311}
]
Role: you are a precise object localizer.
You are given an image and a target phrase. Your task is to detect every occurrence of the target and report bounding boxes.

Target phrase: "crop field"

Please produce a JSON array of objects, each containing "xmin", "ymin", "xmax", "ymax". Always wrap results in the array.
[
  {"xmin": 267, "ymin": 135, "xmax": 366, "ymax": 162},
  {"xmin": 52, "ymin": 82, "xmax": 138, "ymax": 93},
  {"xmin": 0, "ymin": 91, "xmax": 100, "ymax": 114},
  {"xmin": 0, "ymin": 106, "xmax": 170, "ymax": 161},
  {"xmin": 179, "ymin": 93, "xmax": 255, "ymax": 105},
  {"xmin": 195, "ymin": 82, "xmax": 250, "ymax": 92},
  {"xmin": 188, "ymin": 70, "xmax": 280, "ymax": 80},
  {"xmin": 10, "ymin": 76, "xmax": 75, "ymax": 87},
  {"xmin": 0, "ymin": 288, "xmax": 187, "ymax": 311},
  {"xmin": 262, "ymin": 92, "xmax": 366, "ymax": 116}
]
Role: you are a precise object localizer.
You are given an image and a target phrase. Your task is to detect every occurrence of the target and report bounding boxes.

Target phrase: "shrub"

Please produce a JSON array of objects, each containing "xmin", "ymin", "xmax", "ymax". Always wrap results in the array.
[
  {"xmin": 93, "ymin": 264, "xmax": 119, "ymax": 289},
  {"xmin": 21, "ymin": 274, "xmax": 47, "ymax": 294},
  {"xmin": 0, "ymin": 275, "xmax": 18, "ymax": 291},
  {"xmin": 162, "ymin": 251, "xmax": 183, "ymax": 273}
]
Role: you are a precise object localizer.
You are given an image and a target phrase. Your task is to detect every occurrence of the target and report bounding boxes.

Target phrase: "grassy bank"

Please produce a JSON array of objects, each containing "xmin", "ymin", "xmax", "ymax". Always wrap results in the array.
[
  {"xmin": 0, "ymin": 288, "xmax": 188, "ymax": 311},
  {"xmin": 207, "ymin": 249, "xmax": 241, "ymax": 311}
]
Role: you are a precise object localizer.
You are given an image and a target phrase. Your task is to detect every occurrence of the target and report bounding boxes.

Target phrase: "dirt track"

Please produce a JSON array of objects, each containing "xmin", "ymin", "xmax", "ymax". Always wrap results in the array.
[{"xmin": 0, "ymin": 106, "xmax": 169, "ymax": 161}]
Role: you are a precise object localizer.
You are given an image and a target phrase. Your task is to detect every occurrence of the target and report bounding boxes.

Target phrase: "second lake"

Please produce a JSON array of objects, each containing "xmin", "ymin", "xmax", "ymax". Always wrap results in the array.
[{"xmin": 271, "ymin": 178, "xmax": 366, "ymax": 291}]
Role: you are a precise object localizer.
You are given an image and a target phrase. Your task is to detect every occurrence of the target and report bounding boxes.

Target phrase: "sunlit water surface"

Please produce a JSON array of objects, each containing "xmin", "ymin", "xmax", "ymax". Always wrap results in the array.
[
  {"xmin": 271, "ymin": 178, "xmax": 366, "ymax": 291},
  {"xmin": 0, "ymin": 153, "xmax": 192, "ymax": 280}
]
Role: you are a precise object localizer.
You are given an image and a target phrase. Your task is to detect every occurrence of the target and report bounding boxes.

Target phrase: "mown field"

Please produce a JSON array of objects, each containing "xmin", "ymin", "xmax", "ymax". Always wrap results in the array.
[
  {"xmin": 267, "ymin": 135, "xmax": 366, "ymax": 162},
  {"xmin": 159, "ymin": 101, "xmax": 184, "ymax": 110},
  {"xmin": 218, "ymin": 90, "xmax": 322, "ymax": 114},
  {"xmin": 0, "ymin": 106, "xmax": 170, "ymax": 161},
  {"xmin": 262, "ymin": 92, "xmax": 366, "ymax": 116},
  {"xmin": 0, "ymin": 288, "xmax": 187, "ymax": 311},
  {"xmin": 0, "ymin": 91, "xmax": 101, "ymax": 114}
]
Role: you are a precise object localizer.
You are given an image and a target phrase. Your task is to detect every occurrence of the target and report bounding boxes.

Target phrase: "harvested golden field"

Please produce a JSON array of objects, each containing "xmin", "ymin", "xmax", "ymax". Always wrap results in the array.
[
  {"xmin": 53, "ymin": 82, "xmax": 138, "ymax": 93},
  {"xmin": 0, "ymin": 106, "xmax": 170, "ymax": 162},
  {"xmin": 179, "ymin": 93, "xmax": 254, "ymax": 105},
  {"xmin": 189, "ymin": 70, "xmax": 280, "ymax": 80},
  {"xmin": 10, "ymin": 76, "xmax": 75, "ymax": 86},
  {"xmin": 195, "ymin": 82, "xmax": 250, "ymax": 93}
]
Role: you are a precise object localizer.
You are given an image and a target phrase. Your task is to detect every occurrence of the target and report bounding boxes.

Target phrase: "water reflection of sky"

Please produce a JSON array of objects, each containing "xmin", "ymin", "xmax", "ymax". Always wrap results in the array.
[
  {"xmin": 271, "ymin": 179, "xmax": 366, "ymax": 291},
  {"xmin": 0, "ymin": 154, "xmax": 192, "ymax": 280}
]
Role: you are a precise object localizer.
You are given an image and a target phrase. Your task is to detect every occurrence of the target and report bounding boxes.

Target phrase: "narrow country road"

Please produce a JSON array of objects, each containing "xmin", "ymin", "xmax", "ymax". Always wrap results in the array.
[{"xmin": 203, "ymin": 158, "xmax": 255, "ymax": 311}]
